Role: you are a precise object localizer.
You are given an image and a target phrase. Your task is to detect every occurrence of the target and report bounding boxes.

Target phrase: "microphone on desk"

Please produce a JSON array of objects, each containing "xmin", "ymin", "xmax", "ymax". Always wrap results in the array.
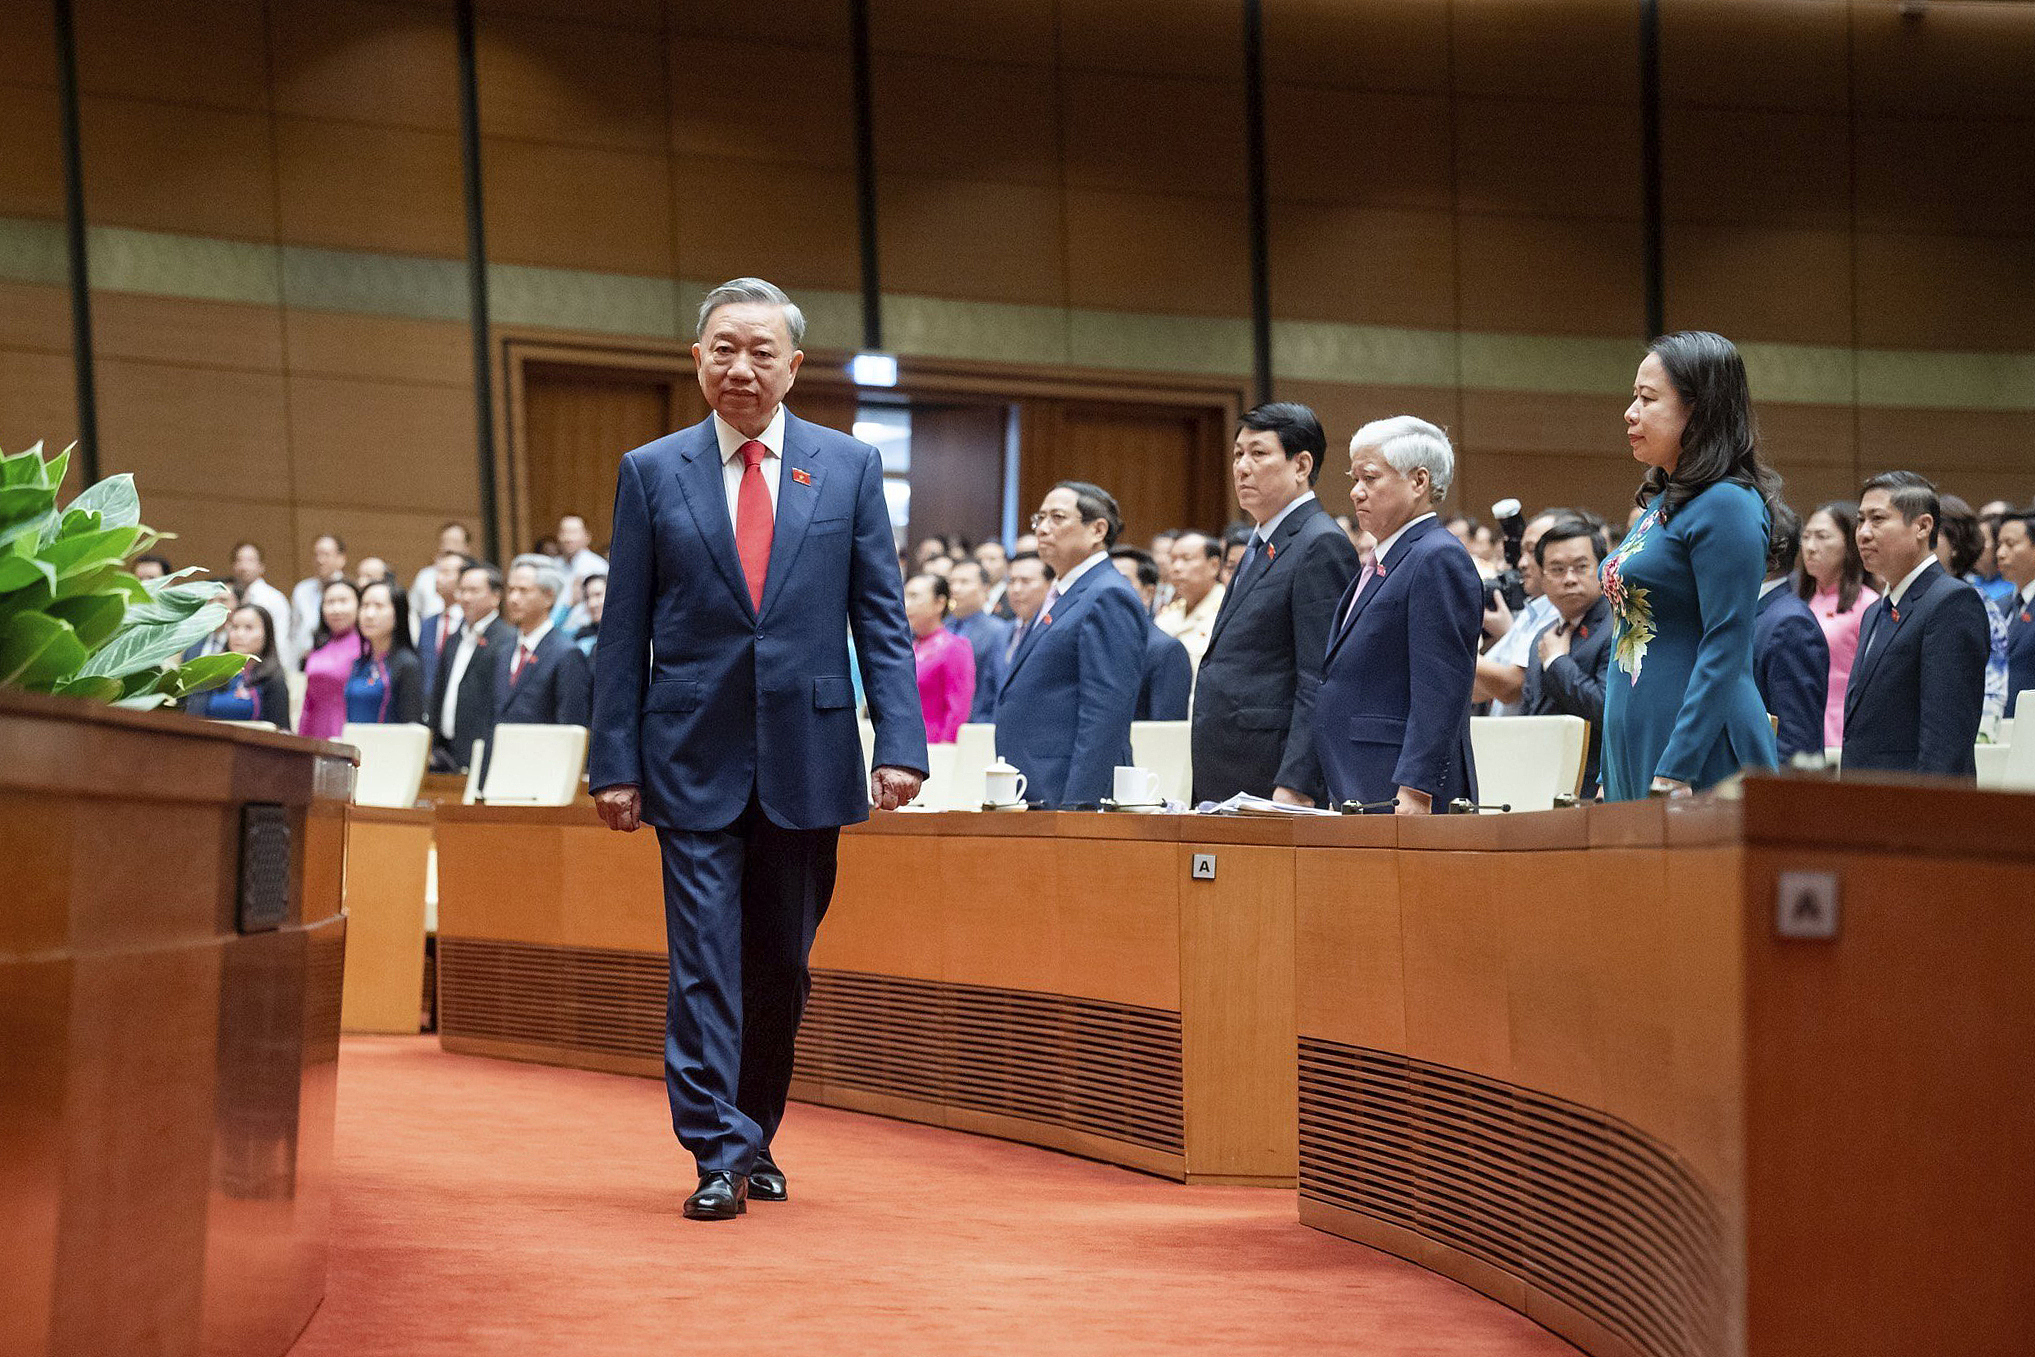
[
  {"xmin": 1447, "ymin": 798, "xmax": 1514, "ymax": 814},
  {"xmin": 1337, "ymin": 799, "xmax": 1399, "ymax": 814}
]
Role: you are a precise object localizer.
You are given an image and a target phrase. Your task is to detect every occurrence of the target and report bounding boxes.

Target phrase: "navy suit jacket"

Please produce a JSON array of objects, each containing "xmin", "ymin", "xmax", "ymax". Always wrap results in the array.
[
  {"xmin": 589, "ymin": 410, "xmax": 929, "ymax": 831},
  {"xmin": 1753, "ymin": 586, "xmax": 1831, "ymax": 761},
  {"xmin": 1137, "ymin": 623, "xmax": 1193, "ymax": 722},
  {"xmin": 2004, "ymin": 588, "xmax": 2035, "ymax": 719},
  {"xmin": 1313, "ymin": 515, "xmax": 1482, "ymax": 809},
  {"xmin": 1840, "ymin": 560, "xmax": 1988, "ymax": 778},
  {"xmin": 418, "ymin": 611, "xmax": 454, "ymax": 703},
  {"xmin": 949, "ymin": 609, "xmax": 1010, "ymax": 724},
  {"xmin": 991, "ymin": 558, "xmax": 1147, "ymax": 807},
  {"xmin": 494, "ymin": 625, "xmax": 592, "ymax": 728},
  {"xmin": 1522, "ymin": 594, "xmax": 1613, "ymax": 798},
  {"xmin": 1189, "ymin": 496, "xmax": 1359, "ymax": 804}
]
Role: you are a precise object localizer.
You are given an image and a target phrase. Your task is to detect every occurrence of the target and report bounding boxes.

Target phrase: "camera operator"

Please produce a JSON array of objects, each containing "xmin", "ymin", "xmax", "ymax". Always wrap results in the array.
[{"xmin": 1473, "ymin": 506, "xmax": 1564, "ymax": 711}]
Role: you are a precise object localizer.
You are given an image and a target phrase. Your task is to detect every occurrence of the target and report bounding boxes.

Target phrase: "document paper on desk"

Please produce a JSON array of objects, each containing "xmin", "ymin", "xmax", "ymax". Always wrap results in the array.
[{"xmin": 1193, "ymin": 792, "xmax": 1340, "ymax": 817}]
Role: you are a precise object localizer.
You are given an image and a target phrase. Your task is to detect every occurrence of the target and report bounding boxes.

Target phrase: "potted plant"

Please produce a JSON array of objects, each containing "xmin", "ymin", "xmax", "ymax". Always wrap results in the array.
[{"xmin": 0, "ymin": 441, "xmax": 248, "ymax": 707}]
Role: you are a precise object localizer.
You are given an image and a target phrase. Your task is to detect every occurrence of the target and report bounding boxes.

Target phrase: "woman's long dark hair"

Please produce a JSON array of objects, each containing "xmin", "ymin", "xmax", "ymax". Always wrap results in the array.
[
  {"xmin": 357, "ymin": 579, "xmax": 416, "ymax": 660},
  {"xmin": 1794, "ymin": 499, "xmax": 1867, "ymax": 614},
  {"xmin": 313, "ymin": 577, "xmax": 362, "ymax": 653},
  {"xmin": 1635, "ymin": 331, "xmax": 1782, "ymax": 524},
  {"xmin": 229, "ymin": 603, "xmax": 283, "ymax": 687}
]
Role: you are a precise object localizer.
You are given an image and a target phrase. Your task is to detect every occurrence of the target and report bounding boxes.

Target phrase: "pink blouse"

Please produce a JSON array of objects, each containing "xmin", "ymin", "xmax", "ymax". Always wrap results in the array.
[
  {"xmin": 298, "ymin": 632, "xmax": 358, "ymax": 741},
  {"xmin": 1810, "ymin": 582, "xmax": 1879, "ymax": 750},
  {"xmin": 913, "ymin": 626, "xmax": 976, "ymax": 744}
]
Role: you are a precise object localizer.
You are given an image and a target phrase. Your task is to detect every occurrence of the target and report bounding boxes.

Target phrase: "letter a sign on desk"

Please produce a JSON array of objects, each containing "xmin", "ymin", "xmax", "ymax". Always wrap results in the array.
[{"xmin": 1775, "ymin": 870, "xmax": 1840, "ymax": 941}]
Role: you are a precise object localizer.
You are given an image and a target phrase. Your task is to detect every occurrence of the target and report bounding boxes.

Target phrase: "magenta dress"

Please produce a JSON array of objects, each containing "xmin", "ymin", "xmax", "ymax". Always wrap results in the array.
[
  {"xmin": 298, "ymin": 632, "xmax": 359, "ymax": 740},
  {"xmin": 913, "ymin": 626, "xmax": 976, "ymax": 744},
  {"xmin": 1809, "ymin": 582, "xmax": 1879, "ymax": 750}
]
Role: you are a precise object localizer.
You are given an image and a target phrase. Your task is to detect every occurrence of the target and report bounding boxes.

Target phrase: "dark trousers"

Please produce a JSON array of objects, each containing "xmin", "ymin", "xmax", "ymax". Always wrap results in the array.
[{"xmin": 655, "ymin": 796, "xmax": 839, "ymax": 1174}]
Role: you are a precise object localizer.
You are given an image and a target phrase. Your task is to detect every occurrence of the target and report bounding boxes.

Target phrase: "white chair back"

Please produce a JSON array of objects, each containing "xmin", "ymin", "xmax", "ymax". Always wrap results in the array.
[
  {"xmin": 286, "ymin": 671, "xmax": 307, "ymax": 731},
  {"xmin": 216, "ymin": 719, "xmax": 277, "ymax": 731},
  {"xmin": 904, "ymin": 742, "xmax": 957, "ymax": 811},
  {"xmin": 2001, "ymin": 723, "xmax": 2035, "ymax": 792},
  {"xmin": 343, "ymin": 722, "xmax": 430, "ymax": 808},
  {"xmin": 477, "ymin": 724, "xmax": 589, "ymax": 806},
  {"xmin": 1975, "ymin": 742, "xmax": 2012, "ymax": 790},
  {"xmin": 858, "ymin": 718, "xmax": 877, "ymax": 777},
  {"xmin": 1130, "ymin": 720, "xmax": 1193, "ymax": 804},
  {"xmin": 1469, "ymin": 714, "xmax": 1588, "ymax": 811},
  {"xmin": 945, "ymin": 723, "xmax": 998, "ymax": 809}
]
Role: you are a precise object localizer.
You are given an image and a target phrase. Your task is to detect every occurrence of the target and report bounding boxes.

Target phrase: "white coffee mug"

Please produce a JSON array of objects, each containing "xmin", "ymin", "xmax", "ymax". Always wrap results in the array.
[
  {"xmin": 984, "ymin": 759, "xmax": 1028, "ymax": 807},
  {"xmin": 1113, "ymin": 765, "xmax": 1162, "ymax": 805}
]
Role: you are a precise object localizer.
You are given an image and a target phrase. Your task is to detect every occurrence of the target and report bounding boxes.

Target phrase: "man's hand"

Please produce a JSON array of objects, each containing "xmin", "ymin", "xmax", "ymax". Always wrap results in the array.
[
  {"xmin": 1272, "ymin": 785, "xmax": 1315, "ymax": 807},
  {"xmin": 1538, "ymin": 621, "xmax": 1573, "ymax": 663},
  {"xmin": 871, "ymin": 766, "xmax": 924, "ymax": 811},
  {"xmin": 1482, "ymin": 593, "xmax": 1512, "ymax": 641},
  {"xmin": 596, "ymin": 784, "xmax": 642, "ymax": 832},
  {"xmin": 1393, "ymin": 785, "xmax": 1433, "ymax": 815}
]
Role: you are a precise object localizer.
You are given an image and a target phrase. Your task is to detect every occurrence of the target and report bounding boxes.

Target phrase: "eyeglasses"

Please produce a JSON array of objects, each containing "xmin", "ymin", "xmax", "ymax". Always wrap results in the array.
[
  {"xmin": 1029, "ymin": 509, "xmax": 1082, "ymax": 530},
  {"xmin": 1541, "ymin": 562, "xmax": 1601, "ymax": 582}
]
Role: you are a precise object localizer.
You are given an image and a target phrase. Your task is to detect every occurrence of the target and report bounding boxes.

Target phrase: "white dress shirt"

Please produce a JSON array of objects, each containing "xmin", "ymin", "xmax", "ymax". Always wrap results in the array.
[
  {"xmin": 439, "ymin": 608, "xmax": 499, "ymax": 739},
  {"xmin": 1251, "ymin": 490, "xmax": 1317, "ymax": 542},
  {"xmin": 244, "ymin": 576, "xmax": 295, "ymax": 670},
  {"xmin": 1043, "ymin": 550, "xmax": 1109, "ymax": 615},
  {"xmin": 510, "ymin": 618, "xmax": 554, "ymax": 679},
  {"xmin": 715, "ymin": 406, "xmax": 786, "ymax": 527},
  {"xmin": 1883, "ymin": 555, "xmax": 1935, "ymax": 611}
]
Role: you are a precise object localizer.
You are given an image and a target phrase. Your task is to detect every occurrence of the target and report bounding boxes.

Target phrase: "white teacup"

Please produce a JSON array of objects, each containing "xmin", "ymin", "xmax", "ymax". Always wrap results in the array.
[
  {"xmin": 984, "ymin": 759, "xmax": 1028, "ymax": 807},
  {"xmin": 1113, "ymin": 765, "xmax": 1162, "ymax": 806}
]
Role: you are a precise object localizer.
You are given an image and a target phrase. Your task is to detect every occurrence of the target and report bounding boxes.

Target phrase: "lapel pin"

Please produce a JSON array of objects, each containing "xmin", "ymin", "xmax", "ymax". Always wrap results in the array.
[
  {"xmin": 1577, "ymin": 624, "xmax": 1590, "ymax": 640},
  {"xmin": 791, "ymin": 467, "xmax": 812, "ymax": 485},
  {"xmin": 1890, "ymin": 605, "xmax": 1901, "ymax": 623},
  {"xmin": 1041, "ymin": 612, "xmax": 1053, "ymax": 626},
  {"xmin": 1267, "ymin": 544, "xmax": 1276, "ymax": 560}
]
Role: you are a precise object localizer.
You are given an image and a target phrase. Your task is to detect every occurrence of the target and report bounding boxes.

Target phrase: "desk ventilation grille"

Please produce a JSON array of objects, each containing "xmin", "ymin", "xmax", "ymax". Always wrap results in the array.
[
  {"xmin": 1300, "ymin": 1039, "xmax": 1724, "ymax": 1357},
  {"xmin": 797, "ymin": 970, "xmax": 1184, "ymax": 1155},
  {"xmin": 438, "ymin": 937, "xmax": 667, "ymax": 1061}
]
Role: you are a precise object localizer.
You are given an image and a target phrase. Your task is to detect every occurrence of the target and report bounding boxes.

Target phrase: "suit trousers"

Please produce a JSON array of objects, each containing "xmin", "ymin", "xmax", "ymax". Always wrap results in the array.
[{"xmin": 655, "ymin": 795, "xmax": 839, "ymax": 1174}]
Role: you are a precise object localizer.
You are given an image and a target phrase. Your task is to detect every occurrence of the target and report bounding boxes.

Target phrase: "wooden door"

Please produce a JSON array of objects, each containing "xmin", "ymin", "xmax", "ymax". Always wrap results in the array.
[
  {"xmin": 904, "ymin": 402, "xmax": 1007, "ymax": 548},
  {"xmin": 521, "ymin": 365, "xmax": 676, "ymax": 554},
  {"xmin": 1017, "ymin": 399, "xmax": 1230, "ymax": 544}
]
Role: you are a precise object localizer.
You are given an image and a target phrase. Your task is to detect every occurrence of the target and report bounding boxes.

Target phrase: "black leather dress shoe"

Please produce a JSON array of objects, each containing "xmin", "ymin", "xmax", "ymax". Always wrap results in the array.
[
  {"xmin": 748, "ymin": 1159, "xmax": 788, "ymax": 1202},
  {"xmin": 683, "ymin": 1171, "xmax": 747, "ymax": 1220}
]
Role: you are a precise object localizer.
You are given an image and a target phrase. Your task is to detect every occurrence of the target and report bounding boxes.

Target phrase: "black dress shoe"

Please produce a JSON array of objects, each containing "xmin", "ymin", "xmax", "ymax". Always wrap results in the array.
[
  {"xmin": 683, "ymin": 1171, "xmax": 747, "ymax": 1220},
  {"xmin": 748, "ymin": 1159, "xmax": 788, "ymax": 1202}
]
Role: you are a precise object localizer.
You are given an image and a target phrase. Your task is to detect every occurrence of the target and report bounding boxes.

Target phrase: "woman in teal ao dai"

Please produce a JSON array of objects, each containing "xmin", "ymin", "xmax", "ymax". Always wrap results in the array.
[{"xmin": 1600, "ymin": 332, "xmax": 1780, "ymax": 801}]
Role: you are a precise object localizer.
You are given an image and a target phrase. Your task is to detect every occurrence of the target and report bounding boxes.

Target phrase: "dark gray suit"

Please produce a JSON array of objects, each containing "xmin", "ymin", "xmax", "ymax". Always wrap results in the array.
[
  {"xmin": 1189, "ymin": 496, "xmax": 1359, "ymax": 804},
  {"xmin": 1840, "ymin": 559, "xmax": 1988, "ymax": 778}
]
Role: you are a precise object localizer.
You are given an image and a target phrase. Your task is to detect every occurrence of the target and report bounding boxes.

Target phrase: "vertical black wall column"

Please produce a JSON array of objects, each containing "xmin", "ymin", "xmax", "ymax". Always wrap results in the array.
[
  {"xmin": 51, "ymin": 0, "xmax": 99, "ymax": 481},
  {"xmin": 848, "ymin": 0, "xmax": 883, "ymax": 351},
  {"xmin": 1638, "ymin": 0, "xmax": 1665, "ymax": 341},
  {"xmin": 455, "ymin": 0, "xmax": 501, "ymax": 565},
  {"xmin": 1241, "ymin": 0, "xmax": 1274, "ymax": 407}
]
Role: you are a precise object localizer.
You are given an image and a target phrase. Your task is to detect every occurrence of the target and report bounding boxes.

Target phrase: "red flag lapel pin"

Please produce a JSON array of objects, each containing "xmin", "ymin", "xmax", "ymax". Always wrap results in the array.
[
  {"xmin": 1040, "ymin": 611, "xmax": 1053, "ymax": 626},
  {"xmin": 1266, "ymin": 544, "xmax": 1276, "ymax": 560},
  {"xmin": 1890, "ymin": 604, "xmax": 1902, "ymax": 624},
  {"xmin": 1577, "ymin": 623, "xmax": 1590, "ymax": 640},
  {"xmin": 791, "ymin": 467, "xmax": 812, "ymax": 485}
]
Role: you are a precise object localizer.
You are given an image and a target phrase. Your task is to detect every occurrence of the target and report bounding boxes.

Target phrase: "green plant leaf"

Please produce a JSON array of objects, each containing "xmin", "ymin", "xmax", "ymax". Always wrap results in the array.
[
  {"xmin": 75, "ymin": 600, "xmax": 227, "ymax": 680},
  {"xmin": 55, "ymin": 563, "xmax": 131, "ymax": 603},
  {"xmin": 162, "ymin": 651, "xmax": 250, "ymax": 698},
  {"xmin": 0, "ymin": 483, "xmax": 55, "ymax": 528},
  {"xmin": 40, "ymin": 446, "xmax": 71, "ymax": 493},
  {"xmin": 48, "ymin": 591, "xmax": 128, "ymax": 650},
  {"xmin": 0, "ymin": 442, "xmax": 50, "ymax": 487},
  {"xmin": 0, "ymin": 552, "xmax": 56, "ymax": 595},
  {"xmin": 0, "ymin": 611, "xmax": 88, "ymax": 689},
  {"xmin": 45, "ymin": 524, "xmax": 141, "ymax": 578},
  {"xmin": 118, "ymin": 667, "xmax": 166, "ymax": 699},
  {"xmin": 113, "ymin": 692, "xmax": 172, "ymax": 712},
  {"xmin": 65, "ymin": 473, "xmax": 140, "ymax": 531},
  {"xmin": 0, "ymin": 508, "xmax": 58, "ymax": 554},
  {"xmin": 124, "ymin": 579, "xmax": 228, "ymax": 625},
  {"xmin": 52, "ymin": 674, "xmax": 124, "ymax": 702}
]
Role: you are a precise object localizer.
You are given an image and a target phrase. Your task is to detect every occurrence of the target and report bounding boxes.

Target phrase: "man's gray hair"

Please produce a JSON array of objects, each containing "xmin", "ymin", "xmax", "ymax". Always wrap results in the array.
[
  {"xmin": 509, "ymin": 552, "xmax": 567, "ymax": 603},
  {"xmin": 1350, "ymin": 415, "xmax": 1455, "ymax": 505},
  {"xmin": 696, "ymin": 277, "xmax": 807, "ymax": 345}
]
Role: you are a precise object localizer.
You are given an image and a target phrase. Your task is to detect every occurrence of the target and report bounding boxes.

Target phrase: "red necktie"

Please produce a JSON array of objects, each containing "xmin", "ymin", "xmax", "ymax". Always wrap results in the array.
[
  {"xmin": 511, "ymin": 643, "xmax": 532, "ymax": 686},
  {"xmin": 736, "ymin": 439, "xmax": 774, "ymax": 610}
]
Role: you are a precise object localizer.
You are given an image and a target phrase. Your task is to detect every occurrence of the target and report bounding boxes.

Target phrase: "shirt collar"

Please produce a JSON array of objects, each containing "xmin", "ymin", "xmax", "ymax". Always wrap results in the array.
[
  {"xmin": 2019, "ymin": 579, "xmax": 2035, "ymax": 608},
  {"xmin": 465, "ymin": 609, "xmax": 498, "ymax": 638},
  {"xmin": 1372, "ymin": 511, "xmax": 1436, "ymax": 566},
  {"xmin": 517, "ymin": 618, "xmax": 554, "ymax": 649},
  {"xmin": 1053, "ymin": 550, "xmax": 1109, "ymax": 593},
  {"xmin": 714, "ymin": 406, "xmax": 787, "ymax": 465},
  {"xmin": 1886, "ymin": 556, "xmax": 1934, "ymax": 608},
  {"xmin": 1759, "ymin": 576, "xmax": 1789, "ymax": 598},
  {"xmin": 1253, "ymin": 490, "xmax": 1316, "ymax": 542}
]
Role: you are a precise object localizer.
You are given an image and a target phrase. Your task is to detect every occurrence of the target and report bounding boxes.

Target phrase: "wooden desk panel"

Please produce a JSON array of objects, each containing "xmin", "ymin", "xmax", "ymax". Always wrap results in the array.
[{"xmin": 340, "ymin": 807, "xmax": 432, "ymax": 1034}]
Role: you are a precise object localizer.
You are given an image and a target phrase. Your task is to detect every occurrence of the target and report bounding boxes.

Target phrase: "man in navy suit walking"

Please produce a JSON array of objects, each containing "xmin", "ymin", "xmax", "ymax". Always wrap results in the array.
[
  {"xmin": 992, "ymin": 482, "xmax": 1147, "ymax": 807},
  {"xmin": 1842, "ymin": 471, "xmax": 1988, "ymax": 777},
  {"xmin": 1314, "ymin": 416, "xmax": 1482, "ymax": 813},
  {"xmin": 589, "ymin": 279, "xmax": 928, "ymax": 1220}
]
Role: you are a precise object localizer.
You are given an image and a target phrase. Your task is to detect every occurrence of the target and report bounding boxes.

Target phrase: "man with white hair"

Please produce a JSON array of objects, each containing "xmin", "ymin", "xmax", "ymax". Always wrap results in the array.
[
  {"xmin": 1314, "ymin": 416, "xmax": 1483, "ymax": 814},
  {"xmin": 493, "ymin": 552, "xmax": 591, "ymax": 732}
]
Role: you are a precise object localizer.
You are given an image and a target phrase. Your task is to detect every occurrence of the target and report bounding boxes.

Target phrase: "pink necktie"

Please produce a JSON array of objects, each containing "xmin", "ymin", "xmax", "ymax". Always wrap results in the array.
[
  {"xmin": 736, "ymin": 440, "xmax": 774, "ymax": 610},
  {"xmin": 1343, "ymin": 550, "xmax": 1379, "ymax": 630}
]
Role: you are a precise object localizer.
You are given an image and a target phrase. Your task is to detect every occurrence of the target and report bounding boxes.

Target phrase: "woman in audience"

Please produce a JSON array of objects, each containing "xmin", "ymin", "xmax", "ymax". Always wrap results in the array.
[
  {"xmin": 185, "ymin": 604, "xmax": 292, "ymax": 730},
  {"xmin": 1600, "ymin": 331, "xmax": 1780, "ymax": 800},
  {"xmin": 298, "ymin": 578, "xmax": 362, "ymax": 740},
  {"xmin": 904, "ymin": 572, "xmax": 975, "ymax": 744},
  {"xmin": 1937, "ymin": 494, "xmax": 2011, "ymax": 725},
  {"xmin": 1795, "ymin": 500, "xmax": 1877, "ymax": 750},
  {"xmin": 345, "ymin": 579, "xmax": 425, "ymax": 725}
]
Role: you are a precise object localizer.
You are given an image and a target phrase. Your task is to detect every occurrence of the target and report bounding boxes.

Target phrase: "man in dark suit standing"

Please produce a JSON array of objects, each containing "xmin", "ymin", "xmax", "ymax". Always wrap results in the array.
[
  {"xmin": 428, "ymin": 562, "xmax": 514, "ymax": 773},
  {"xmin": 1842, "ymin": 471, "xmax": 1989, "ymax": 777},
  {"xmin": 417, "ymin": 549, "xmax": 469, "ymax": 705},
  {"xmin": 589, "ymin": 278, "xmax": 928, "ymax": 1220},
  {"xmin": 945, "ymin": 559, "xmax": 1010, "ymax": 723},
  {"xmin": 1110, "ymin": 548, "xmax": 1193, "ymax": 721},
  {"xmin": 1751, "ymin": 504, "xmax": 1830, "ymax": 762},
  {"xmin": 992, "ymin": 482, "xmax": 1147, "ymax": 807},
  {"xmin": 493, "ymin": 554, "xmax": 592, "ymax": 733},
  {"xmin": 1993, "ymin": 507, "xmax": 2035, "ymax": 718},
  {"xmin": 1521, "ymin": 516, "xmax": 1614, "ymax": 798},
  {"xmin": 1190, "ymin": 403, "xmax": 1360, "ymax": 805},
  {"xmin": 1314, "ymin": 417, "xmax": 1482, "ymax": 813}
]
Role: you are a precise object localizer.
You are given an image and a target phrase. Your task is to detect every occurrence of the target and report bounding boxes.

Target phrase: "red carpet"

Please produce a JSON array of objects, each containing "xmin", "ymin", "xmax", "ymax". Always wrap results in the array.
[{"xmin": 292, "ymin": 1037, "xmax": 1577, "ymax": 1355}]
